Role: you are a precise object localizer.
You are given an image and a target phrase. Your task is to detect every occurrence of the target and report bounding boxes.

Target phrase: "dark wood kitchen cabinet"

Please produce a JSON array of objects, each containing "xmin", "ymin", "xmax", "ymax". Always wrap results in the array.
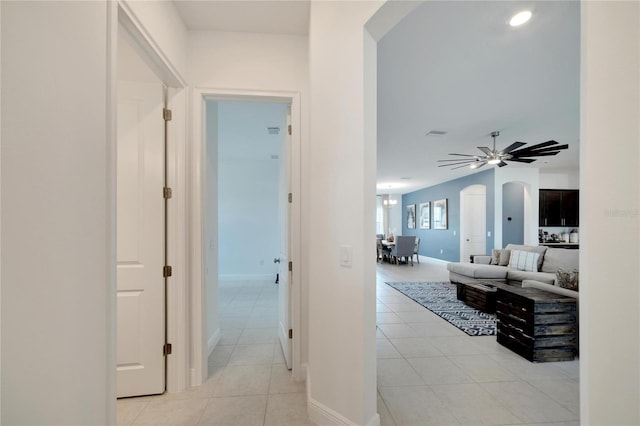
[{"xmin": 539, "ymin": 189, "xmax": 579, "ymax": 227}]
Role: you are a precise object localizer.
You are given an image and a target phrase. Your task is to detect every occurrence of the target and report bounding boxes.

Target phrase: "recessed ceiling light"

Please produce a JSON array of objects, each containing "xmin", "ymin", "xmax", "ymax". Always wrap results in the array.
[{"xmin": 510, "ymin": 10, "xmax": 532, "ymax": 27}]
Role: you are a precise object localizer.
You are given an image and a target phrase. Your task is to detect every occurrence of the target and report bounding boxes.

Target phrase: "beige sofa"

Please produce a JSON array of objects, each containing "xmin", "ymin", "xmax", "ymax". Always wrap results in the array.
[{"xmin": 447, "ymin": 244, "xmax": 579, "ymax": 298}]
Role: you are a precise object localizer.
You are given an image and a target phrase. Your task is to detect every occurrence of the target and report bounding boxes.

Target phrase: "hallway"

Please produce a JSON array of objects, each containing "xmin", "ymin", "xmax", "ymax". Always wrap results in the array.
[{"xmin": 117, "ymin": 278, "xmax": 312, "ymax": 425}]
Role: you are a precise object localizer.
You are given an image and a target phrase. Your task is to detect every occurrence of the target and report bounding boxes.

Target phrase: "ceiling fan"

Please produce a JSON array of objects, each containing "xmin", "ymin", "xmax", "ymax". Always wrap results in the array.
[{"xmin": 438, "ymin": 131, "xmax": 568, "ymax": 170}]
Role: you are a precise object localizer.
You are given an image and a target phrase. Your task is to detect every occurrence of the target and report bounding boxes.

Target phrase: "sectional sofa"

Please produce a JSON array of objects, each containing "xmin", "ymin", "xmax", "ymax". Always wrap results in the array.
[{"xmin": 447, "ymin": 243, "xmax": 579, "ymax": 298}]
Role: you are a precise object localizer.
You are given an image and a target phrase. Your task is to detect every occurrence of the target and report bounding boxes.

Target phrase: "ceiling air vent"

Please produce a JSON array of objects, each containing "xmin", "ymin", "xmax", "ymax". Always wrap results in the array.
[
  {"xmin": 267, "ymin": 127, "xmax": 280, "ymax": 135},
  {"xmin": 426, "ymin": 130, "xmax": 448, "ymax": 136}
]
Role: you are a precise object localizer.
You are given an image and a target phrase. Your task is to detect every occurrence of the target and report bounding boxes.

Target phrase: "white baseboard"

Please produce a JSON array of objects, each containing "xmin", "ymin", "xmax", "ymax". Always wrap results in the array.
[
  {"xmin": 423, "ymin": 256, "xmax": 449, "ymax": 265},
  {"xmin": 208, "ymin": 328, "xmax": 221, "ymax": 356},
  {"xmin": 306, "ymin": 370, "xmax": 380, "ymax": 426},
  {"xmin": 218, "ymin": 274, "xmax": 276, "ymax": 282}
]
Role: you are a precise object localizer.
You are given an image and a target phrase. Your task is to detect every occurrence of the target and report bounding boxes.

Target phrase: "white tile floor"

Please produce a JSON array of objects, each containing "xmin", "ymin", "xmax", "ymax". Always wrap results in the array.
[
  {"xmin": 117, "ymin": 278, "xmax": 313, "ymax": 426},
  {"xmin": 118, "ymin": 258, "xmax": 580, "ymax": 426},
  {"xmin": 376, "ymin": 257, "xmax": 579, "ymax": 426}
]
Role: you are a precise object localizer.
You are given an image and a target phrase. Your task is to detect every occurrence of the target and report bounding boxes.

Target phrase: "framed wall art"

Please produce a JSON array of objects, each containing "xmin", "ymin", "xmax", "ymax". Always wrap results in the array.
[
  {"xmin": 419, "ymin": 202, "xmax": 430, "ymax": 229},
  {"xmin": 433, "ymin": 198, "xmax": 448, "ymax": 230},
  {"xmin": 406, "ymin": 204, "xmax": 416, "ymax": 229}
]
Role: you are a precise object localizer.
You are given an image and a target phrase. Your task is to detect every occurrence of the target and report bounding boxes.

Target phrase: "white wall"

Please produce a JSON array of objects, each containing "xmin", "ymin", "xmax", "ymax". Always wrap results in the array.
[
  {"xmin": 307, "ymin": 2, "xmax": 384, "ymax": 424},
  {"xmin": 539, "ymin": 167, "xmax": 580, "ymax": 189},
  {"xmin": 187, "ymin": 29, "xmax": 311, "ymax": 368},
  {"xmin": 217, "ymin": 101, "xmax": 285, "ymax": 278},
  {"xmin": 1, "ymin": 2, "xmax": 114, "ymax": 424},
  {"xmin": 581, "ymin": 3, "xmax": 640, "ymax": 424}
]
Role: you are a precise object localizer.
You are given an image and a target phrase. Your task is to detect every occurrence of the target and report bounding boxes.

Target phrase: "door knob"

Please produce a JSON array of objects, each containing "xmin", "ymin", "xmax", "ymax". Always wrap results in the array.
[{"xmin": 273, "ymin": 258, "xmax": 281, "ymax": 263}]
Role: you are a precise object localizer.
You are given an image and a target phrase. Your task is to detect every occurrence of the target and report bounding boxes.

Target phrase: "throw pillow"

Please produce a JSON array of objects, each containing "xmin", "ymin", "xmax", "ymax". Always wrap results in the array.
[
  {"xmin": 508, "ymin": 249, "xmax": 540, "ymax": 272},
  {"xmin": 556, "ymin": 269, "xmax": 579, "ymax": 291},
  {"xmin": 490, "ymin": 249, "xmax": 511, "ymax": 266}
]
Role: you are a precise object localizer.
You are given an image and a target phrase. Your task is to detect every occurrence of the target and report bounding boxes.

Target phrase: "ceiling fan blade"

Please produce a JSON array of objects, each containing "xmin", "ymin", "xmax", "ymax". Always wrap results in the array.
[
  {"xmin": 497, "ymin": 161, "xmax": 509, "ymax": 167},
  {"xmin": 447, "ymin": 153, "xmax": 478, "ymax": 157},
  {"xmin": 507, "ymin": 157, "xmax": 537, "ymax": 163},
  {"xmin": 477, "ymin": 146, "xmax": 493, "ymax": 156},
  {"xmin": 499, "ymin": 141, "xmax": 526, "ymax": 154},
  {"xmin": 530, "ymin": 144, "xmax": 569, "ymax": 154},
  {"xmin": 514, "ymin": 151, "xmax": 563, "ymax": 158},
  {"xmin": 518, "ymin": 140, "xmax": 559, "ymax": 151},
  {"xmin": 437, "ymin": 158, "xmax": 477, "ymax": 162},
  {"xmin": 438, "ymin": 160, "xmax": 476, "ymax": 167},
  {"xmin": 451, "ymin": 163, "xmax": 475, "ymax": 170},
  {"xmin": 512, "ymin": 144, "xmax": 568, "ymax": 156}
]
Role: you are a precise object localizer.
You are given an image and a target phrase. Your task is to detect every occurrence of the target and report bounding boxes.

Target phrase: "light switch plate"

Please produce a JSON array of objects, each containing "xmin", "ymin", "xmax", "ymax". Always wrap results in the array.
[{"xmin": 340, "ymin": 245, "xmax": 352, "ymax": 267}]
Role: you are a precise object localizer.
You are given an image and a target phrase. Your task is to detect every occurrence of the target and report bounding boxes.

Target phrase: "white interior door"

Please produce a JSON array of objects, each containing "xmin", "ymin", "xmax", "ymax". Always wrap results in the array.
[
  {"xmin": 278, "ymin": 109, "xmax": 292, "ymax": 369},
  {"xmin": 116, "ymin": 80, "xmax": 165, "ymax": 397},
  {"xmin": 461, "ymin": 185, "xmax": 487, "ymax": 262}
]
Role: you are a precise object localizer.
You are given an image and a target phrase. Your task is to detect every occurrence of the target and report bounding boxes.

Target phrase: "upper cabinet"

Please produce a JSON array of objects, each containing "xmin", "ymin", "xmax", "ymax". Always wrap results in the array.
[{"xmin": 539, "ymin": 189, "xmax": 579, "ymax": 227}]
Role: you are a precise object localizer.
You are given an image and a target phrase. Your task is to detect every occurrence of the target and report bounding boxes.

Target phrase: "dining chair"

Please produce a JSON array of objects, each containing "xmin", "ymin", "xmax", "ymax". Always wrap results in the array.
[
  {"xmin": 377, "ymin": 237, "xmax": 390, "ymax": 262},
  {"xmin": 390, "ymin": 235, "xmax": 416, "ymax": 266},
  {"xmin": 412, "ymin": 237, "xmax": 421, "ymax": 264}
]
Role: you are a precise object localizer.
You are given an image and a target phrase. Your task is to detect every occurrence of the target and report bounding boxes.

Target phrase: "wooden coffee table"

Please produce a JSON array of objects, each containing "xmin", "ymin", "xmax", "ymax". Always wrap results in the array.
[{"xmin": 455, "ymin": 280, "xmax": 509, "ymax": 314}]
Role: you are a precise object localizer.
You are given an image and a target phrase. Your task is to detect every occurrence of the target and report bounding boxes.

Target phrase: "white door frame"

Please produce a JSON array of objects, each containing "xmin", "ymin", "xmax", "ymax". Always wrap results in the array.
[
  {"xmin": 115, "ymin": 2, "xmax": 189, "ymax": 393},
  {"xmin": 190, "ymin": 88, "xmax": 303, "ymax": 385}
]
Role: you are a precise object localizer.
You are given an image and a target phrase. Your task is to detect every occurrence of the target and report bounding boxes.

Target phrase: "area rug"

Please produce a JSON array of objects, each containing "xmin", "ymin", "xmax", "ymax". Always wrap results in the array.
[{"xmin": 385, "ymin": 281, "xmax": 496, "ymax": 336}]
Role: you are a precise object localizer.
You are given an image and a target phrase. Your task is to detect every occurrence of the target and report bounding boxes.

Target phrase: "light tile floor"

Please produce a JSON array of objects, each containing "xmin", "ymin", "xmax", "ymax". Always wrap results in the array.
[
  {"xmin": 117, "ymin": 278, "xmax": 313, "ymax": 426},
  {"xmin": 118, "ymin": 258, "xmax": 580, "ymax": 426},
  {"xmin": 376, "ymin": 257, "xmax": 579, "ymax": 426}
]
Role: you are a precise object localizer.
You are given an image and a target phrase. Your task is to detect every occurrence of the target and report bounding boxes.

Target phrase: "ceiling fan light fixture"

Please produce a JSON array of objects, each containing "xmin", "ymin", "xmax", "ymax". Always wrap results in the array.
[
  {"xmin": 487, "ymin": 158, "xmax": 501, "ymax": 165},
  {"xmin": 510, "ymin": 10, "xmax": 532, "ymax": 27}
]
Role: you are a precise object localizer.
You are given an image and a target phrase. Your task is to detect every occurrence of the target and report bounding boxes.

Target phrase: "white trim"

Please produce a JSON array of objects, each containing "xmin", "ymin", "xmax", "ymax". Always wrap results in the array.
[
  {"xmin": 423, "ymin": 256, "xmax": 449, "ymax": 265},
  {"xmin": 207, "ymin": 328, "xmax": 221, "ymax": 356},
  {"xmin": 306, "ymin": 369, "xmax": 379, "ymax": 426},
  {"xmin": 117, "ymin": 0, "xmax": 187, "ymax": 88},
  {"xmin": 106, "ymin": 2, "xmax": 118, "ymax": 423},
  {"xmin": 189, "ymin": 87, "xmax": 207, "ymax": 386},
  {"xmin": 165, "ymin": 87, "xmax": 188, "ymax": 393},
  {"xmin": 190, "ymin": 87, "xmax": 304, "ymax": 386}
]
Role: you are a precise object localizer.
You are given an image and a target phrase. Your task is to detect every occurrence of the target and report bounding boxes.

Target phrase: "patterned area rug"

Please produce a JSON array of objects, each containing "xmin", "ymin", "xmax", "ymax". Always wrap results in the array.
[{"xmin": 385, "ymin": 281, "xmax": 497, "ymax": 336}]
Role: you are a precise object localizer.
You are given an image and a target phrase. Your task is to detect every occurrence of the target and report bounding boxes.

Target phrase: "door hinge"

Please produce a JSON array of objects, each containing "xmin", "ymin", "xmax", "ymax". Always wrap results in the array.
[
  {"xmin": 288, "ymin": 193, "xmax": 292, "ymax": 203},
  {"xmin": 163, "ymin": 187, "xmax": 172, "ymax": 199},
  {"xmin": 288, "ymin": 329, "xmax": 293, "ymax": 339},
  {"xmin": 163, "ymin": 265, "xmax": 173, "ymax": 278},
  {"xmin": 163, "ymin": 343, "xmax": 172, "ymax": 356},
  {"xmin": 288, "ymin": 261, "xmax": 293, "ymax": 272},
  {"xmin": 288, "ymin": 124, "xmax": 292, "ymax": 135},
  {"xmin": 163, "ymin": 108, "xmax": 172, "ymax": 121}
]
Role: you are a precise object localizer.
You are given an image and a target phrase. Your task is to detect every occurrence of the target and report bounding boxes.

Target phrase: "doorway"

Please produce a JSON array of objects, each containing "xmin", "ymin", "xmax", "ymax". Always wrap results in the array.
[
  {"xmin": 206, "ymin": 100, "xmax": 292, "ymax": 371},
  {"xmin": 502, "ymin": 181, "xmax": 525, "ymax": 246},
  {"xmin": 191, "ymin": 89, "xmax": 303, "ymax": 384},
  {"xmin": 460, "ymin": 185, "xmax": 487, "ymax": 262}
]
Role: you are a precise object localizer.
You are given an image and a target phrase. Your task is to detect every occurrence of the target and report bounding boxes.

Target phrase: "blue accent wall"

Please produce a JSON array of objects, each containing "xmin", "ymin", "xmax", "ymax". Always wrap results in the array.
[
  {"xmin": 502, "ymin": 182, "xmax": 525, "ymax": 246},
  {"xmin": 402, "ymin": 170, "xmax": 495, "ymax": 262}
]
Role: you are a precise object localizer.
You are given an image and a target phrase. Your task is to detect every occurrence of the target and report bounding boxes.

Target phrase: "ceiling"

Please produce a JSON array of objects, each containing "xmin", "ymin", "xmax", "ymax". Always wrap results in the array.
[
  {"xmin": 172, "ymin": 1, "xmax": 580, "ymax": 195},
  {"xmin": 377, "ymin": 1, "xmax": 580, "ymax": 194},
  {"xmin": 173, "ymin": 0, "xmax": 310, "ymax": 35}
]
